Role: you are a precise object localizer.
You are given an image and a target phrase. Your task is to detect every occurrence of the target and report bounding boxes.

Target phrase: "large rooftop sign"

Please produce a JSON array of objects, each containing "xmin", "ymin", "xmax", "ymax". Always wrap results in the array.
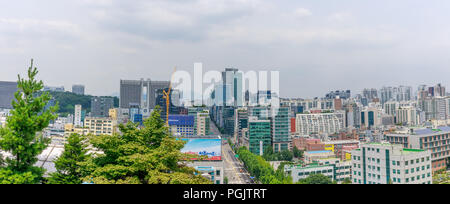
[{"xmin": 181, "ymin": 138, "xmax": 222, "ymax": 161}]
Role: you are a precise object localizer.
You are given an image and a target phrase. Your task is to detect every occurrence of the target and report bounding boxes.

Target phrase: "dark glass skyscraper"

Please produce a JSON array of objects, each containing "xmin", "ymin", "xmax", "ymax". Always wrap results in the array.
[{"xmin": 0, "ymin": 81, "xmax": 18, "ymax": 109}]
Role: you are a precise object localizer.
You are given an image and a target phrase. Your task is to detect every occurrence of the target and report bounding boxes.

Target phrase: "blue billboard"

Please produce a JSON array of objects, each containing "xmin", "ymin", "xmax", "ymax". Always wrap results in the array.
[{"xmin": 181, "ymin": 139, "xmax": 222, "ymax": 161}]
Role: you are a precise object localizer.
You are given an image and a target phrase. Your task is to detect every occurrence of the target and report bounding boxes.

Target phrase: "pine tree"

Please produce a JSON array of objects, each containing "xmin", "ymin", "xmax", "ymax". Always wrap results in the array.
[
  {"xmin": 0, "ymin": 59, "xmax": 58, "ymax": 184},
  {"xmin": 81, "ymin": 107, "xmax": 210, "ymax": 184},
  {"xmin": 48, "ymin": 134, "xmax": 89, "ymax": 184}
]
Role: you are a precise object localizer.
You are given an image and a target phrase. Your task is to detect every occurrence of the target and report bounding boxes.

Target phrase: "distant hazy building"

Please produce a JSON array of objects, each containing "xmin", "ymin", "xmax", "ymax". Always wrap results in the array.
[
  {"xmin": 363, "ymin": 88, "xmax": 378, "ymax": 100},
  {"xmin": 91, "ymin": 97, "xmax": 114, "ymax": 117},
  {"xmin": 120, "ymin": 79, "xmax": 169, "ymax": 116},
  {"xmin": 418, "ymin": 97, "xmax": 446, "ymax": 120},
  {"xmin": 396, "ymin": 106, "xmax": 418, "ymax": 126},
  {"xmin": 325, "ymin": 90, "xmax": 351, "ymax": 100},
  {"xmin": 221, "ymin": 68, "xmax": 243, "ymax": 107},
  {"xmin": 155, "ymin": 88, "xmax": 181, "ymax": 122},
  {"xmin": 0, "ymin": 81, "xmax": 18, "ymax": 109},
  {"xmin": 434, "ymin": 83, "xmax": 446, "ymax": 97},
  {"xmin": 380, "ymin": 86, "xmax": 412, "ymax": 104},
  {"xmin": 43, "ymin": 86, "xmax": 65, "ymax": 92},
  {"xmin": 72, "ymin": 84, "xmax": 85, "ymax": 95}
]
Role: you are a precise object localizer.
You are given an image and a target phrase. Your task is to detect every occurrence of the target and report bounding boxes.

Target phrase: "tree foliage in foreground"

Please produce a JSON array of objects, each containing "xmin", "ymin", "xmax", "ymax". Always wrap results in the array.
[
  {"xmin": 80, "ymin": 107, "xmax": 211, "ymax": 184},
  {"xmin": 296, "ymin": 173, "xmax": 334, "ymax": 184},
  {"xmin": 0, "ymin": 60, "xmax": 58, "ymax": 184},
  {"xmin": 48, "ymin": 134, "xmax": 90, "ymax": 184}
]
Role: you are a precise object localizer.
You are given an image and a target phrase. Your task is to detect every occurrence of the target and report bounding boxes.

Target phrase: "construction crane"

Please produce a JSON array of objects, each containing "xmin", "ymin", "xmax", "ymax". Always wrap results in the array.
[{"xmin": 163, "ymin": 67, "xmax": 177, "ymax": 125}]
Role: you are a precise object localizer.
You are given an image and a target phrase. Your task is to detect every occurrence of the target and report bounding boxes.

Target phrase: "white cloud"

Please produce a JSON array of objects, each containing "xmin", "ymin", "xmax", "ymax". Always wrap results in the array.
[
  {"xmin": 329, "ymin": 12, "xmax": 353, "ymax": 23},
  {"xmin": 292, "ymin": 8, "xmax": 312, "ymax": 18}
]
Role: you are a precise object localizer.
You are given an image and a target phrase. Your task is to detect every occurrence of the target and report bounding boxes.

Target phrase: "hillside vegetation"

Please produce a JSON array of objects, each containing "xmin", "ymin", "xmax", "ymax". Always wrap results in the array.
[{"xmin": 41, "ymin": 91, "xmax": 119, "ymax": 116}]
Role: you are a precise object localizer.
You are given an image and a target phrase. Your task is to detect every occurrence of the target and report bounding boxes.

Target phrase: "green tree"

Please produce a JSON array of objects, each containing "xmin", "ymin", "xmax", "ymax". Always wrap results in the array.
[
  {"xmin": 280, "ymin": 150, "xmax": 293, "ymax": 161},
  {"xmin": 0, "ymin": 59, "xmax": 58, "ymax": 184},
  {"xmin": 80, "ymin": 107, "xmax": 210, "ymax": 184},
  {"xmin": 293, "ymin": 146, "xmax": 303, "ymax": 158},
  {"xmin": 342, "ymin": 177, "xmax": 352, "ymax": 184},
  {"xmin": 237, "ymin": 146, "xmax": 292, "ymax": 184},
  {"xmin": 48, "ymin": 134, "xmax": 90, "ymax": 184},
  {"xmin": 296, "ymin": 174, "xmax": 333, "ymax": 184}
]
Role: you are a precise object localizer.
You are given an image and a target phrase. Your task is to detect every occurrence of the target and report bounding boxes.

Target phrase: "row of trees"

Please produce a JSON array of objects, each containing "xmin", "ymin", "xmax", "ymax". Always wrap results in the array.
[
  {"xmin": 236, "ymin": 146, "xmax": 292, "ymax": 184},
  {"xmin": 0, "ymin": 61, "xmax": 210, "ymax": 184},
  {"xmin": 262, "ymin": 146, "xmax": 304, "ymax": 162}
]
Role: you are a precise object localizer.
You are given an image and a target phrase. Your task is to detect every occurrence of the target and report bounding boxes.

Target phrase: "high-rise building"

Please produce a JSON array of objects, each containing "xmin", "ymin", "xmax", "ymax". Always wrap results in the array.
[
  {"xmin": 325, "ymin": 90, "xmax": 351, "ymax": 100},
  {"xmin": 168, "ymin": 115, "xmax": 195, "ymax": 137},
  {"xmin": 0, "ymin": 81, "xmax": 18, "ymax": 109},
  {"xmin": 91, "ymin": 97, "xmax": 114, "ymax": 117},
  {"xmin": 418, "ymin": 85, "xmax": 428, "ymax": 100},
  {"xmin": 120, "ymin": 79, "xmax": 169, "ymax": 116},
  {"xmin": 379, "ymin": 86, "xmax": 412, "ymax": 104},
  {"xmin": 257, "ymin": 90, "xmax": 272, "ymax": 106},
  {"xmin": 360, "ymin": 107, "xmax": 382, "ymax": 128},
  {"xmin": 418, "ymin": 97, "xmax": 446, "ymax": 120},
  {"xmin": 363, "ymin": 88, "xmax": 378, "ymax": 100},
  {"xmin": 272, "ymin": 107, "xmax": 291, "ymax": 152},
  {"xmin": 344, "ymin": 102, "xmax": 362, "ymax": 128},
  {"xmin": 435, "ymin": 83, "xmax": 446, "ymax": 97},
  {"xmin": 248, "ymin": 116, "xmax": 271, "ymax": 156},
  {"xmin": 72, "ymin": 84, "xmax": 85, "ymax": 95},
  {"xmin": 74, "ymin": 104, "xmax": 82, "ymax": 127},
  {"xmin": 188, "ymin": 107, "xmax": 208, "ymax": 134},
  {"xmin": 155, "ymin": 88, "xmax": 181, "ymax": 122},
  {"xmin": 234, "ymin": 107, "xmax": 248, "ymax": 146},
  {"xmin": 196, "ymin": 111, "xmax": 210, "ymax": 136},
  {"xmin": 221, "ymin": 68, "xmax": 243, "ymax": 107},
  {"xmin": 295, "ymin": 111, "xmax": 345, "ymax": 135},
  {"xmin": 351, "ymin": 143, "xmax": 432, "ymax": 184},
  {"xmin": 396, "ymin": 106, "xmax": 418, "ymax": 126}
]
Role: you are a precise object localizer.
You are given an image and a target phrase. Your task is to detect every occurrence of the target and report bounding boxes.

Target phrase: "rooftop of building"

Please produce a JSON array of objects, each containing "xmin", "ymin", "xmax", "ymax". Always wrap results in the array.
[
  {"xmin": 353, "ymin": 143, "xmax": 426, "ymax": 154},
  {"xmin": 387, "ymin": 126, "xmax": 450, "ymax": 136},
  {"xmin": 286, "ymin": 163, "xmax": 333, "ymax": 170},
  {"xmin": 305, "ymin": 150, "xmax": 333, "ymax": 154},
  {"xmin": 323, "ymin": 140, "xmax": 360, "ymax": 145}
]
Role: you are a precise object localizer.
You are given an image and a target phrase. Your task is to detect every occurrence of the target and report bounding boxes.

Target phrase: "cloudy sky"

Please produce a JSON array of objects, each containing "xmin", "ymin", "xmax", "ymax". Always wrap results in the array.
[{"xmin": 1, "ymin": 0, "xmax": 450, "ymax": 98}]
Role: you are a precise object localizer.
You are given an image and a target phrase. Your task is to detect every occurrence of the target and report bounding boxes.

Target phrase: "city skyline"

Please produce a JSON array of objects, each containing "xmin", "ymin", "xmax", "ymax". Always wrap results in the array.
[{"xmin": 2, "ymin": 1, "xmax": 450, "ymax": 98}]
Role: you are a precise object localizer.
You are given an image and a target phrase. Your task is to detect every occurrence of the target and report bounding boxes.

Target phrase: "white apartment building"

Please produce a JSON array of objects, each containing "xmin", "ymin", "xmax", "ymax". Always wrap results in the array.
[
  {"xmin": 285, "ymin": 164, "xmax": 334, "ymax": 183},
  {"xmin": 351, "ymin": 143, "xmax": 432, "ymax": 184},
  {"xmin": 315, "ymin": 158, "xmax": 352, "ymax": 183},
  {"xmin": 196, "ymin": 111, "xmax": 210, "ymax": 136},
  {"xmin": 295, "ymin": 111, "xmax": 345, "ymax": 136},
  {"xmin": 84, "ymin": 117, "xmax": 117, "ymax": 136},
  {"xmin": 361, "ymin": 106, "xmax": 382, "ymax": 128},
  {"xmin": 396, "ymin": 106, "xmax": 418, "ymax": 126},
  {"xmin": 74, "ymin": 104, "xmax": 82, "ymax": 127}
]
